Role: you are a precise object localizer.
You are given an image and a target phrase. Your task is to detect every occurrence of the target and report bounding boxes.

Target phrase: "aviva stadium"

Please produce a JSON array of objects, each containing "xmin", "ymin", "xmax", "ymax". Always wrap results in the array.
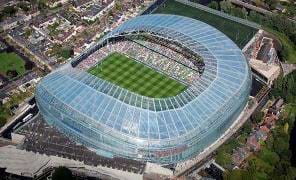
[{"xmin": 36, "ymin": 14, "xmax": 251, "ymax": 164}]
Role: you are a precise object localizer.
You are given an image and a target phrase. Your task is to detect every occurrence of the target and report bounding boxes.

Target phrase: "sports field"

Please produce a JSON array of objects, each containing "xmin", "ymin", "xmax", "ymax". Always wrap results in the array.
[
  {"xmin": 0, "ymin": 52, "xmax": 26, "ymax": 79},
  {"xmin": 154, "ymin": 0, "xmax": 258, "ymax": 48},
  {"xmin": 88, "ymin": 52, "xmax": 187, "ymax": 98}
]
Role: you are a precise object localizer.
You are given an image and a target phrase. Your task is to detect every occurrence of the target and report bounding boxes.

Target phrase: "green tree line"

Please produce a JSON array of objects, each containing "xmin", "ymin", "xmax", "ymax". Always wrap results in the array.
[
  {"xmin": 207, "ymin": 0, "xmax": 296, "ymax": 63},
  {"xmin": 224, "ymin": 71, "xmax": 296, "ymax": 179}
]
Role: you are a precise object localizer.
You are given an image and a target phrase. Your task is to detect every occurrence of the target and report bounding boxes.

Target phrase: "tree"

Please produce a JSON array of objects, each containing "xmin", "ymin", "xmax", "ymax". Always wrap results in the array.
[
  {"xmin": 284, "ymin": 122, "xmax": 289, "ymax": 134},
  {"xmin": 37, "ymin": 0, "xmax": 47, "ymax": 10},
  {"xmin": 252, "ymin": 111, "xmax": 264, "ymax": 124},
  {"xmin": 115, "ymin": 0, "xmax": 123, "ymax": 11},
  {"xmin": 248, "ymin": 11, "xmax": 263, "ymax": 24},
  {"xmin": 52, "ymin": 167, "xmax": 73, "ymax": 180},
  {"xmin": 265, "ymin": 0, "xmax": 277, "ymax": 10},
  {"xmin": 0, "ymin": 106, "xmax": 9, "ymax": 127},
  {"xmin": 242, "ymin": 121, "xmax": 252, "ymax": 134},
  {"xmin": 273, "ymin": 134, "xmax": 289, "ymax": 156},
  {"xmin": 258, "ymin": 147, "xmax": 280, "ymax": 166},
  {"xmin": 265, "ymin": 135, "xmax": 274, "ymax": 149},
  {"xmin": 216, "ymin": 150, "xmax": 232, "ymax": 167},
  {"xmin": 24, "ymin": 28, "xmax": 32, "ymax": 38},
  {"xmin": 220, "ymin": 1, "xmax": 233, "ymax": 14},
  {"xmin": 30, "ymin": 0, "xmax": 38, "ymax": 10},
  {"xmin": 208, "ymin": 1, "xmax": 219, "ymax": 10},
  {"xmin": 254, "ymin": 0, "xmax": 263, "ymax": 7},
  {"xmin": 2, "ymin": 6, "xmax": 17, "ymax": 16},
  {"xmin": 58, "ymin": 48, "xmax": 74, "ymax": 59},
  {"xmin": 224, "ymin": 71, "xmax": 296, "ymax": 179},
  {"xmin": 274, "ymin": 160, "xmax": 291, "ymax": 176},
  {"xmin": 248, "ymin": 156, "xmax": 274, "ymax": 174},
  {"xmin": 271, "ymin": 75, "xmax": 284, "ymax": 98},
  {"xmin": 0, "ymin": 13, "xmax": 4, "ymax": 22},
  {"xmin": 223, "ymin": 169, "xmax": 254, "ymax": 180},
  {"xmin": 231, "ymin": 7, "xmax": 245, "ymax": 19},
  {"xmin": 241, "ymin": 8, "xmax": 248, "ymax": 19},
  {"xmin": 18, "ymin": 2, "xmax": 30, "ymax": 12},
  {"xmin": 285, "ymin": 5, "xmax": 296, "ymax": 18},
  {"xmin": 286, "ymin": 167, "xmax": 296, "ymax": 180}
]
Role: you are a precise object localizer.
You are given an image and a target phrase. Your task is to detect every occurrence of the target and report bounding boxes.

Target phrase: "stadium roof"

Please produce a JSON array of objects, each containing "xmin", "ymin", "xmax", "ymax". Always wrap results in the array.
[{"xmin": 36, "ymin": 14, "xmax": 251, "ymax": 163}]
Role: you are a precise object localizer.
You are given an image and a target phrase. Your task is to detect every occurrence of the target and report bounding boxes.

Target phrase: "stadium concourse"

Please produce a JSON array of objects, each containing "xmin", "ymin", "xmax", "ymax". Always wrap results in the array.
[{"xmin": 36, "ymin": 14, "xmax": 252, "ymax": 164}]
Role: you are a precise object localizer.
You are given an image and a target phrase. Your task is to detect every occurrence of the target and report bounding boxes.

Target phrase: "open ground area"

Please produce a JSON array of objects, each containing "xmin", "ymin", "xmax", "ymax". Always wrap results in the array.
[
  {"xmin": 88, "ymin": 52, "xmax": 187, "ymax": 98},
  {"xmin": 0, "ymin": 52, "xmax": 25, "ymax": 79},
  {"xmin": 154, "ymin": 0, "xmax": 258, "ymax": 48}
]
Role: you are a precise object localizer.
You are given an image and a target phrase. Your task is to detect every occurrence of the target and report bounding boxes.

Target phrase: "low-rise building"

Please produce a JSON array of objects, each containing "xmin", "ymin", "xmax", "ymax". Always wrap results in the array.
[
  {"xmin": 247, "ymin": 135, "xmax": 260, "ymax": 151},
  {"xmin": 244, "ymin": 31, "xmax": 281, "ymax": 86},
  {"xmin": 46, "ymin": 0, "xmax": 70, "ymax": 8},
  {"xmin": 0, "ymin": 92, "xmax": 9, "ymax": 105},
  {"xmin": 232, "ymin": 147, "xmax": 250, "ymax": 166}
]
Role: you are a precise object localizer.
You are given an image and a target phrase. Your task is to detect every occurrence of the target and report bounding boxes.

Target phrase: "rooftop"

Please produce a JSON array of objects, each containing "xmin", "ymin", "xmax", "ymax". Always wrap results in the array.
[{"xmin": 249, "ymin": 59, "xmax": 280, "ymax": 79}]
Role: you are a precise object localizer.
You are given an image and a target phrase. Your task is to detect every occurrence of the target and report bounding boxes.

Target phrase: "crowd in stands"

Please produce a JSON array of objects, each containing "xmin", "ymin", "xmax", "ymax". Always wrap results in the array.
[
  {"xmin": 139, "ymin": 35, "xmax": 205, "ymax": 72},
  {"xmin": 133, "ymin": 39, "xmax": 202, "ymax": 71},
  {"xmin": 112, "ymin": 41, "xmax": 200, "ymax": 84},
  {"xmin": 76, "ymin": 48, "xmax": 109, "ymax": 70},
  {"xmin": 77, "ymin": 39, "xmax": 204, "ymax": 84}
]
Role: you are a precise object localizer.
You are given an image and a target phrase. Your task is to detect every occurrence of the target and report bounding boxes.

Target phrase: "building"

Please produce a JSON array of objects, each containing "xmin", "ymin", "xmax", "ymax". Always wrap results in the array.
[
  {"xmin": 81, "ymin": 1, "xmax": 115, "ymax": 22},
  {"xmin": 247, "ymin": 135, "xmax": 261, "ymax": 151},
  {"xmin": 36, "ymin": 14, "xmax": 251, "ymax": 164},
  {"xmin": 248, "ymin": 36, "xmax": 281, "ymax": 86},
  {"xmin": 232, "ymin": 147, "xmax": 250, "ymax": 166},
  {"xmin": 72, "ymin": 0, "xmax": 93, "ymax": 9},
  {"xmin": 34, "ymin": 15, "xmax": 77, "ymax": 44},
  {"xmin": 249, "ymin": 59, "xmax": 280, "ymax": 86},
  {"xmin": 0, "ymin": 92, "xmax": 9, "ymax": 105},
  {"xmin": 46, "ymin": 0, "xmax": 70, "ymax": 8}
]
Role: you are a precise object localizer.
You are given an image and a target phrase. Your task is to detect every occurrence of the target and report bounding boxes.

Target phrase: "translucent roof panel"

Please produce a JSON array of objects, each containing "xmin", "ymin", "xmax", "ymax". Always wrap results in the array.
[{"xmin": 36, "ymin": 14, "xmax": 252, "ymax": 164}]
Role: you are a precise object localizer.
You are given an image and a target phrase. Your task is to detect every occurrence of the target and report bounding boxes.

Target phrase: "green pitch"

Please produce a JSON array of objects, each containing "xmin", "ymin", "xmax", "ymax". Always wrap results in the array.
[
  {"xmin": 88, "ymin": 52, "xmax": 187, "ymax": 98},
  {"xmin": 0, "ymin": 52, "xmax": 26, "ymax": 79},
  {"xmin": 154, "ymin": 0, "xmax": 257, "ymax": 48}
]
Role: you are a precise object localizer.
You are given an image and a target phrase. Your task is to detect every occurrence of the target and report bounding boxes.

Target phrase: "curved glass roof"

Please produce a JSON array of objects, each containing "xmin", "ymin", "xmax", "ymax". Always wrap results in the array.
[{"xmin": 37, "ymin": 14, "xmax": 250, "ymax": 148}]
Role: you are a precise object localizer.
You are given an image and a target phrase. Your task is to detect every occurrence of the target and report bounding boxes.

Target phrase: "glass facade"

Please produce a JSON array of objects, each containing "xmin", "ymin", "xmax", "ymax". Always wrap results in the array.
[{"xmin": 36, "ymin": 14, "xmax": 252, "ymax": 164}]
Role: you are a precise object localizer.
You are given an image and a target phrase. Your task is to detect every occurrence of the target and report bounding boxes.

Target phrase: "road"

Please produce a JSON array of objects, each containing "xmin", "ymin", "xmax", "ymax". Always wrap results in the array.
[
  {"xmin": 229, "ymin": 0, "xmax": 271, "ymax": 15},
  {"xmin": 0, "ymin": 97, "xmax": 38, "ymax": 138}
]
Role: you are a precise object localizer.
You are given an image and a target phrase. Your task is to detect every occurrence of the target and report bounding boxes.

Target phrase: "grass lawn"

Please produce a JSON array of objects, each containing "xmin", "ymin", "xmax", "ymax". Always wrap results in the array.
[
  {"xmin": 88, "ymin": 52, "xmax": 187, "ymax": 98},
  {"xmin": 154, "ymin": 0, "xmax": 258, "ymax": 49},
  {"xmin": 0, "ymin": 52, "xmax": 25, "ymax": 78}
]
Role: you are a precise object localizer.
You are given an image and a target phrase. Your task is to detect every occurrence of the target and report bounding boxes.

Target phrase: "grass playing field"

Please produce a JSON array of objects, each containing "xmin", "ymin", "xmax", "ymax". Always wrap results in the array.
[
  {"xmin": 88, "ymin": 52, "xmax": 187, "ymax": 98},
  {"xmin": 0, "ymin": 52, "xmax": 26, "ymax": 79},
  {"xmin": 154, "ymin": 0, "xmax": 258, "ymax": 48}
]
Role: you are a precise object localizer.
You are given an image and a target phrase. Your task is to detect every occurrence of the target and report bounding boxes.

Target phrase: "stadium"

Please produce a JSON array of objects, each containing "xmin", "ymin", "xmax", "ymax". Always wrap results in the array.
[{"xmin": 35, "ymin": 14, "xmax": 252, "ymax": 164}]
